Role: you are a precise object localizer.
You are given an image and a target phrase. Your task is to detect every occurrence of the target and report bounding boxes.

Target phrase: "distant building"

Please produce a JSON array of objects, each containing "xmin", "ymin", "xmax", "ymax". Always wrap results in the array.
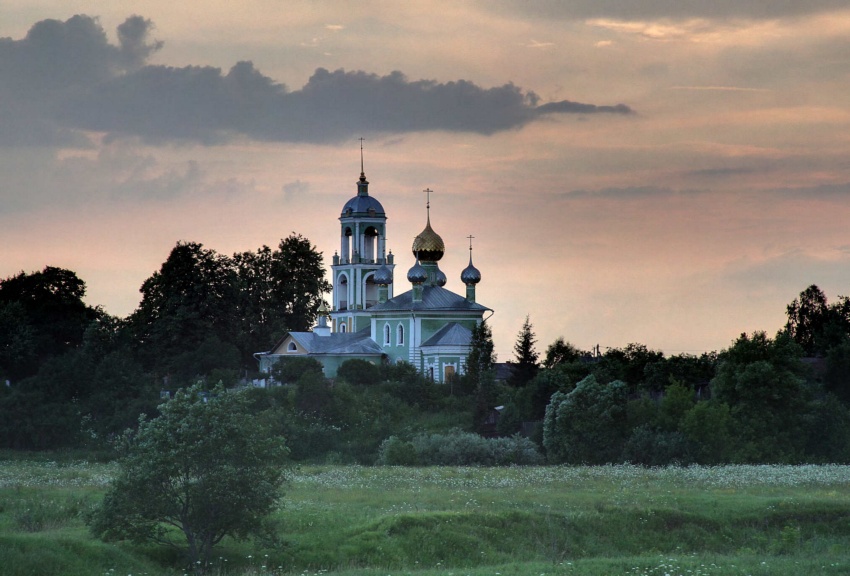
[{"xmin": 255, "ymin": 158, "xmax": 491, "ymax": 383}]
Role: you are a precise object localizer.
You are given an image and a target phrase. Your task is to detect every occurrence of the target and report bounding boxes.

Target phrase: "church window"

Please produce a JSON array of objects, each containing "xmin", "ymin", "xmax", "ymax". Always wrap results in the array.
[
  {"xmin": 383, "ymin": 324, "xmax": 391, "ymax": 345},
  {"xmin": 287, "ymin": 342, "xmax": 297, "ymax": 352},
  {"xmin": 338, "ymin": 274, "xmax": 349, "ymax": 310},
  {"xmin": 397, "ymin": 324, "xmax": 404, "ymax": 346},
  {"xmin": 340, "ymin": 323, "xmax": 347, "ymax": 333},
  {"xmin": 364, "ymin": 274, "xmax": 377, "ymax": 308}
]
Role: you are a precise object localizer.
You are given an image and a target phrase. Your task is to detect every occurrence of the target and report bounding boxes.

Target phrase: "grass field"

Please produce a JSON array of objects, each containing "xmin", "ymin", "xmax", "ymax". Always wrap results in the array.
[{"xmin": 1, "ymin": 459, "xmax": 849, "ymax": 575}]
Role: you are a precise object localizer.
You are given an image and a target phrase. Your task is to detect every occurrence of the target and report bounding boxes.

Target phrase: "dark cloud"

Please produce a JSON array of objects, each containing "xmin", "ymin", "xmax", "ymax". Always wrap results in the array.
[
  {"xmin": 535, "ymin": 101, "xmax": 632, "ymax": 115},
  {"xmin": 0, "ymin": 15, "xmax": 633, "ymax": 147},
  {"xmin": 483, "ymin": 0, "xmax": 848, "ymax": 21},
  {"xmin": 0, "ymin": 14, "xmax": 161, "ymax": 147}
]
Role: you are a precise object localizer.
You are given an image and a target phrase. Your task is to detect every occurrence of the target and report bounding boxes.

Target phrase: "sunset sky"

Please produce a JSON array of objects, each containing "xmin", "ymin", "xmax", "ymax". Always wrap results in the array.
[{"xmin": 3, "ymin": 1, "xmax": 850, "ymax": 360}]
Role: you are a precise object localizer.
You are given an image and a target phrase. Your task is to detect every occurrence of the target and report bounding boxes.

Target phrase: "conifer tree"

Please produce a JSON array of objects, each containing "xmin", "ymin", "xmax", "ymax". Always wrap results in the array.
[{"xmin": 510, "ymin": 315, "xmax": 539, "ymax": 387}]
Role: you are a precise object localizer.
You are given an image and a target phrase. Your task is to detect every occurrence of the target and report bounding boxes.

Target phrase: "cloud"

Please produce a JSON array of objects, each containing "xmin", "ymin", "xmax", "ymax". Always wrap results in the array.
[
  {"xmin": 535, "ymin": 100, "xmax": 633, "ymax": 116},
  {"xmin": 282, "ymin": 179, "xmax": 310, "ymax": 201},
  {"xmin": 483, "ymin": 0, "xmax": 849, "ymax": 21},
  {"xmin": 0, "ymin": 14, "xmax": 161, "ymax": 147},
  {"xmin": 0, "ymin": 15, "xmax": 635, "ymax": 147}
]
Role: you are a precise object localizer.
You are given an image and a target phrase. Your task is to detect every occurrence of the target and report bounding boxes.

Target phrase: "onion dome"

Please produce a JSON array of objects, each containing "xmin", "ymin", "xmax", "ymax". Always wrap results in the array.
[
  {"xmin": 374, "ymin": 263, "xmax": 393, "ymax": 285},
  {"xmin": 435, "ymin": 267, "xmax": 447, "ymax": 287},
  {"xmin": 461, "ymin": 252, "xmax": 481, "ymax": 285},
  {"xmin": 407, "ymin": 256, "xmax": 428, "ymax": 284},
  {"xmin": 411, "ymin": 217, "xmax": 444, "ymax": 262}
]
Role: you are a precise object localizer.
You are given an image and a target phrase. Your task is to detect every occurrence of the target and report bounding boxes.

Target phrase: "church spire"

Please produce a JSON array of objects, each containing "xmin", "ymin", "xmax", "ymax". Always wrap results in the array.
[{"xmin": 357, "ymin": 137, "xmax": 368, "ymax": 197}]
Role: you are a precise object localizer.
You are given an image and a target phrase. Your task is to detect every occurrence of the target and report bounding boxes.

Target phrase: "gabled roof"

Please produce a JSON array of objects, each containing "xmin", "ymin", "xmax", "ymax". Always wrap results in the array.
[
  {"xmin": 421, "ymin": 322, "xmax": 472, "ymax": 347},
  {"xmin": 274, "ymin": 327, "xmax": 383, "ymax": 356},
  {"xmin": 369, "ymin": 285, "xmax": 490, "ymax": 313}
]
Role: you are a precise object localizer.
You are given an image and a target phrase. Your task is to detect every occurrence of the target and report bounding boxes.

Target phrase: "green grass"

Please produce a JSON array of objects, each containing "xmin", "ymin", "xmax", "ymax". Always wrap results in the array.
[{"xmin": 1, "ymin": 461, "xmax": 849, "ymax": 575}]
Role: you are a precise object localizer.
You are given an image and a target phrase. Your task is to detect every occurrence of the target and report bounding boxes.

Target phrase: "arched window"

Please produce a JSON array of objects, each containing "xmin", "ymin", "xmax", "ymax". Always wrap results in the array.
[
  {"xmin": 383, "ymin": 324, "xmax": 391, "ymax": 345},
  {"xmin": 364, "ymin": 273, "xmax": 378, "ymax": 308},
  {"xmin": 287, "ymin": 342, "xmax": 297, "ymax": 352},
  {"xmin": 340, "ymin": 323, "xmax": 347, "ymax": 333},
  {"xmin": 337, "ymin": 274, "xmax": 349, "ymax": 310},
  {"xmin": 397, "ymin": 324, "xmax": 404, "ymax": 346}
]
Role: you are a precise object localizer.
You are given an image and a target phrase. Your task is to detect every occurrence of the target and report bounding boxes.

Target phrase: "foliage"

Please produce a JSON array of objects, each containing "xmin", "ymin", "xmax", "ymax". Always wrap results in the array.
[
  {"xmin": 622, "ymin": 425, "xmax": 692, "ymax": 465},
  {"xmin": 269, "ymin": 355, "xmax": 323, "ymax": 385},
  {"xmin": 784, "ymin": 284, "xmax": 850, "ymax": 355},
  {"xmin": 542, "ymin": 336, "xmax": 583, "ymax": 369},
  {"xmin": 378, "ymin": 429, "xmax": 543, "ymax": 465},
  {"xmin": 464, "ymin": 320, "xmax": 498, "ymax": 433},
  {"xmin": 87, "ymin": 384, "xmax": 288, "ymax": 565},
  {"xmin": 128, "ymin": 241, "xmax": 239, "ymax": 376},
  {"xmin": 598, "ymin": 343, "xmax": 665, "ymax": 391},
  {"xmin": 543, "ymin": 375, "xmax": 629, "ymax": 464},
  {"xmin": 129, "ymin": 235, "xmax": 331, "ymax": 378},
  {"xmin": 508, "ymin": 315, "xmax": 539, "ymax": 387},
  {"xmin": 0, "ymin": 266, "xmax": 100, "ymax": 381},
  {"xmin": 233, "ymin": 235, "xmax": 331, "ymax": 364},
  {"xmin": 679, "ymin": 399, "xmax": 736, "ymax": 464},
  {"xmin": 336, "ymin": 358, "xmax": 381, "ymax": 385},
  {"xmin": 712, "ymin": 331, "xmax": 808, "ymax": 462}
]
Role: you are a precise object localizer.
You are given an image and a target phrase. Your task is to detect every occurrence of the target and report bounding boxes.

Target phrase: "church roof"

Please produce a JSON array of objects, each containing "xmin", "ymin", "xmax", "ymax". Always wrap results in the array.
[
  {"xmin": 369, "ymin": 285, "xmax": 491, "ymax": 313},
  {"xmin": 341, "ymin": 195, "xmax": 385, "ymax": 217},
  {"xmin": 421, "ymin": 322, "xmax": 472, "ymax": 347},
  {"xmin": 285, "ymin": 327, "xmax": 384, "ymax": 356}
]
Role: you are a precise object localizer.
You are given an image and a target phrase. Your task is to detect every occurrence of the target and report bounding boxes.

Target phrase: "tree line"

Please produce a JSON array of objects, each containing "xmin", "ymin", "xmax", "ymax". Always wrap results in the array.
[
  {"xmin": 0, "ymin": 234, "xmax": 329, "ymax": 449},
  {"xmin": 3, "ymin": 237, "xmax": 850, "ymax": 466},
  {"xmin": 477, "ymin": 285, "xmax": 850, "ymax": 465}
]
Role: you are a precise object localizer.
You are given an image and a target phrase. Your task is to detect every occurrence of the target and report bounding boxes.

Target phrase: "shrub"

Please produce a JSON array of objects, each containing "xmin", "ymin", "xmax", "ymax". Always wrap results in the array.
[
  {"xmin": 336, "ymin": 358, "xmax": 381, "ymax": 385},
  {"xmin": 378, "ymin": 429, "xmax": 543, "ymax": 466}
]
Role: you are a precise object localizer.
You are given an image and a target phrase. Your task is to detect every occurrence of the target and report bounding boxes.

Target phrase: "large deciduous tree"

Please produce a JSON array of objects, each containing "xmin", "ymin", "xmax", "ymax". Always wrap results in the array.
[
  {"xmin": 88, "ymin": 384, "xmax": 288, "ymax": 566},
  {"xmin": 784, "ymin": 284, "xmax": 850, "ymax": 356},
  {"xmin": 234, "ymin": 235, "xmax": 331, "ymax": 364},
  {"xmin": 711, "ymin": 331, "xmax": 808, "ymax": 462},
  {"xmin": 129, "ymin": 241, "xmax": 239, "ymax": 375},
  {"xmin": 0, "ymin": 266, "xmax": 100, "ymax": 379}
]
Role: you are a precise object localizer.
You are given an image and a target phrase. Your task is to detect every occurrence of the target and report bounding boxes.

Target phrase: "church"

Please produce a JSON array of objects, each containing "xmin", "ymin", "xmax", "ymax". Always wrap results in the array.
[{"xmin": 254, "ymin": 158, "xmax": 492, "ymax": 384}]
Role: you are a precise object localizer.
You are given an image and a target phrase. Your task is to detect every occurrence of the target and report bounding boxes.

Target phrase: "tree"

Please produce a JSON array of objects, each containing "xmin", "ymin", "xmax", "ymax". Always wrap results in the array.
[
  {"xmin": 543, "ymin": 374, "xmax": 629, "ymax": 464},
  {"xmin": 269, "ymin": 234, "xmax": 332, "ymax": 333},
  {"xmin": 598, "ymin": 343, "xmax": 664, "ymax": 391},
  {"xmin": 464, "ymin": 320, "xmax": 497, "ymax": 432},
  {"xmin": 509, "ymin": 315, "xmax": 539, "ymax": 387},
  {"xmin": 785, "ymin": 285, "xmax": 831, "ymax": 355},
  {"xmin": 234, "ymin": 235, "xmax": 331, "ymax": 366},
  {"xmin": 0, "ymin": 266, "xmax": 100, "ymax": 379},
  {"xmin": 88, "ymin": 384, "xmax": 288, "ymax": 566},
  {"xmin": 464, "ymin": 320, "xmax": 496, "ymax": 392},
  {"xmin": 542, "ymin": 337, "xmax": 582, "ymax": 369},
  {"xmin": 129, "ymin": 241, "xmax": 239, "ymax": 375},
  {"xmin": 711, "ymin": 331, "xmax": 808, "ymax": 462},
  {"xmin": 784, "ymin": 285, "xmax": 850, "ymax": 356}
]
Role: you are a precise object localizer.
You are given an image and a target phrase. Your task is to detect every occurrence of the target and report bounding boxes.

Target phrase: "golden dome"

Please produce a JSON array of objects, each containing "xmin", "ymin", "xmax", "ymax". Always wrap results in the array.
[{"xmin": 412, "ymin": 215, "xmax": 445, "ymax": 262}]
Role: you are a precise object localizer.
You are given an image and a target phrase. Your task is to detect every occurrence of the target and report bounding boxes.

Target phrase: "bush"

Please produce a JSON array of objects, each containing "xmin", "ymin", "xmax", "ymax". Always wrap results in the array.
[
  {"xmin": 377, "ymin": 429, "xmax": 543, "ymax": 466},
  {"xmin": 336, "ymin": 358, "xmax": 381, "ymax": 385},
  {"xmin": 272, "ymin": 357, "xmax": 323, "ymax": 385},
  {"xmin": 621, "ymin": 425, "xmax": 693, "ymax": 466}
]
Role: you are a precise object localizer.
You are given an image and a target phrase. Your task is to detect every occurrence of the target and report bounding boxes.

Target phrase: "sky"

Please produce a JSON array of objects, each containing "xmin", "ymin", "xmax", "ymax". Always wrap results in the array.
[{"xmin": 3, "ymin": 1, "xmax": 850, "ymax": 361}]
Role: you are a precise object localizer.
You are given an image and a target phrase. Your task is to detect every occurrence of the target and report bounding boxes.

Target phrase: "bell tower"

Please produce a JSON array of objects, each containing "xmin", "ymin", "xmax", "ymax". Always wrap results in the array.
[{"xmin": 330, "ymin": 141, "xmax": 394, "ymax": 333}]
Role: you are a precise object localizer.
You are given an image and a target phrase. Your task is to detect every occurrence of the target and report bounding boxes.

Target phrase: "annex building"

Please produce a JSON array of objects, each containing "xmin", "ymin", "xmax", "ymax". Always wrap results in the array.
[{"xmin": 255, "ymin": 160, "xmax": 491, "ymax": 383}]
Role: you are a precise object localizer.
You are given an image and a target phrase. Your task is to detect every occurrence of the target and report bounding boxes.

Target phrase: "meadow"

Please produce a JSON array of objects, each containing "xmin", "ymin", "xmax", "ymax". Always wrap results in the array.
[{"xmin": 1, "ymin": 458, "xmax": 849, "ymax": 576}]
